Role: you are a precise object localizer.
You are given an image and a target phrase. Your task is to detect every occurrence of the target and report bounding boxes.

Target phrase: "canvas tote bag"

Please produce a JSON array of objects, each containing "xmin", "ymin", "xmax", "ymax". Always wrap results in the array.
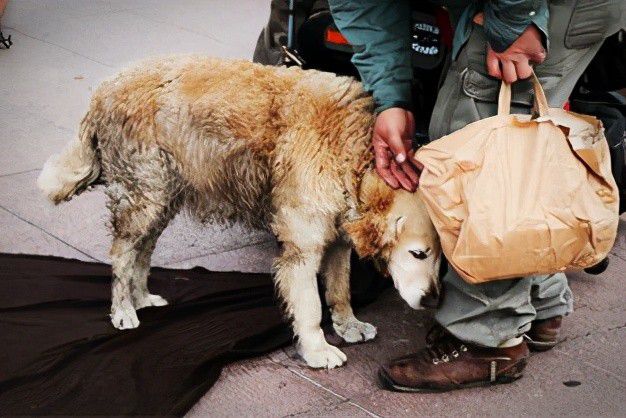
[{"xmin": 415, "ymin": 73, "xmax": 620, "ymax": 284}]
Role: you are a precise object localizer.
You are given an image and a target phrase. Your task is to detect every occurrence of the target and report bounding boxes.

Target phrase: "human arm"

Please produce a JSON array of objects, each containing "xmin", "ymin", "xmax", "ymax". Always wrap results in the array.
[
  {"xmin": 328, "ymin": 0, "xmax": 413, "ymax": 113},
  {"xmin": 329, "ymin": 0, "xmax": 420, "ymax": 190}
]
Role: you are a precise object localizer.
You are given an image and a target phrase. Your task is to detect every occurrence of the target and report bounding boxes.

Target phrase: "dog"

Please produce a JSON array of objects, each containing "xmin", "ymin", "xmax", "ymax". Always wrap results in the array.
[{"xmin": 38, "ymin": 56, "xmax": 441, "ymax": 369}]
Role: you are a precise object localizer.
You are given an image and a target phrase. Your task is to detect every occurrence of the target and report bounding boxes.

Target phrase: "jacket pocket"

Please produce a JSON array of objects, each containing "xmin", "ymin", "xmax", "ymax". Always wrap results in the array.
[
  {"xmin": 461, "ymin": 68, "xmax": 561, "ymax": 107},
  {"xmin": 565, "ymin": 0, "xmax": 616, "ymax": 49}
]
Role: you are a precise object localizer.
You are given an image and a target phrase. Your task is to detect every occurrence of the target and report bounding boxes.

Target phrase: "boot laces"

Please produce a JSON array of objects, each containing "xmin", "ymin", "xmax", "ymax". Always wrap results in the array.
[{"xmin": 426, "ymin": 338, "xmax": 468, "ymax": 365}]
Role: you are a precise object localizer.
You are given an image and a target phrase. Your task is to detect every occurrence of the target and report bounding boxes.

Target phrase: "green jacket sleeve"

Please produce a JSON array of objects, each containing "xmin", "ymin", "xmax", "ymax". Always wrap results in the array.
[
  {"xmin": 482, "ymin": 0, "xmax": 549, "ymax": 52},
  {"xmin": 328, "ymin": 0, "xmax": 413, "ymax": 113}
]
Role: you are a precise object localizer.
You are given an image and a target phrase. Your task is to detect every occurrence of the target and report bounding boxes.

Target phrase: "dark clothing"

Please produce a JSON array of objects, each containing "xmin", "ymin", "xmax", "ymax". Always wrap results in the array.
[
  {"xmin": 0, "ymin": 253, "xmax": 384, "ymax": 415},
  {"xmin": 0, "ymin": 254, "xmax": 289, "ymax": 415}
]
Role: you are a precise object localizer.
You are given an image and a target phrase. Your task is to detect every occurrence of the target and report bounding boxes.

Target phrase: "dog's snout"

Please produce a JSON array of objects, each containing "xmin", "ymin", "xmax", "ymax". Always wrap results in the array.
[{"xmin": 420, "ymin": 286, "xmax": 440, "ymax": 309}]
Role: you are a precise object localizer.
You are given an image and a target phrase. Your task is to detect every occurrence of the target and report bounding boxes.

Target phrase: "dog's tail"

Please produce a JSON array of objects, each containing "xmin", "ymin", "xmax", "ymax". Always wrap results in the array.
[{"xmin": 37, "ymin": 110, "xmax": 101, "ymax": 204}]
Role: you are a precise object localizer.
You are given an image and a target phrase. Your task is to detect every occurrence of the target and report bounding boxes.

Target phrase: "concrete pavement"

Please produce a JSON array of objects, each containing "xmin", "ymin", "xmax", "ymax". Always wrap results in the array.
[{"xmin": 1, "ymin": 1, "xmax": 625, "ymax": 416}]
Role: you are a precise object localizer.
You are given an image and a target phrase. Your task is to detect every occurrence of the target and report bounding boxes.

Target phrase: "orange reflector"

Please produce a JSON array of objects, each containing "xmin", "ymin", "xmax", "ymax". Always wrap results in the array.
[{"xmin": 325, "ymin": 28, "xmax": 350, "ymax": 45}]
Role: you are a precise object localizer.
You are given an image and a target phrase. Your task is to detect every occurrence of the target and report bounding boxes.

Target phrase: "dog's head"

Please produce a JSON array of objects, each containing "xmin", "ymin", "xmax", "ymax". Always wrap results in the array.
[{"xmin": 344, "ymin": 171, "xmax": 441, "ymax": 309}]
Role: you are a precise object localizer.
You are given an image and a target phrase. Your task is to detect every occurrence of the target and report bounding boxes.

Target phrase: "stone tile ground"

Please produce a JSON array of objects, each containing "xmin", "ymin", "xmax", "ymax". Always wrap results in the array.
[{"xmin": 1, "ymin": 2, "xmax": 624, "ymax": 416}]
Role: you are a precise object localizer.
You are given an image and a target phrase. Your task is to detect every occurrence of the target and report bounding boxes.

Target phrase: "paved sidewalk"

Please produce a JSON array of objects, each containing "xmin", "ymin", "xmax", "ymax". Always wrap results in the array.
[{"xmin": 1, "ymin": 2, "xmax": 625, "ymax": 416}]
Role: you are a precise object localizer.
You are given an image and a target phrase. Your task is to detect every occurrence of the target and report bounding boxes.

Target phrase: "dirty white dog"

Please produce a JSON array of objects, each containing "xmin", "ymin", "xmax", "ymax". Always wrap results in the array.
[{"xmin": 38, "ymin": 56, "xmax": 441, "ymax": 369}]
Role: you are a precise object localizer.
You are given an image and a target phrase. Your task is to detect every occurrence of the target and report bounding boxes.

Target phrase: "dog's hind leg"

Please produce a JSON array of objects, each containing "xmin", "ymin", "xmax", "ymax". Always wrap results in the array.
[
  {"xmin": 321, "ymin": 239, "xmax": 377, "ymax": 343},
  {"xmin": 109, "ymin": 233, "xmax": 144, "ymax": 330},
  {"xmin": 272, "ymin": 207, "xmax": 346, "ymax": 369},
  {"xmin": 106, "ymin": 159, "xmax": 183, "ymax": 329}
]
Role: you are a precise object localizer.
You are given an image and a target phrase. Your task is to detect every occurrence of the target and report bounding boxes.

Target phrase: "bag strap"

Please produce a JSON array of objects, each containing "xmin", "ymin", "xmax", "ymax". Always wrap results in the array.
[
  {"xmin": 497, "ymin": 81, "xmax": 512, "ymax": 115},
  {"xmin": 530, "ymin": 71, "xmax": 549, "ymax": 117},
  {"xmin": 497, "ymin": 70, "xmax": 549, "ymax": 117}
]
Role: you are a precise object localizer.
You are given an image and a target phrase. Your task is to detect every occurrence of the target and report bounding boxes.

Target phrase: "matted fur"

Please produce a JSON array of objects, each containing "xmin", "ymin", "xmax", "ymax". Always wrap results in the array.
[{"xmin": 39, "ymin": 56, "xmax": 438, "ymax": 368}]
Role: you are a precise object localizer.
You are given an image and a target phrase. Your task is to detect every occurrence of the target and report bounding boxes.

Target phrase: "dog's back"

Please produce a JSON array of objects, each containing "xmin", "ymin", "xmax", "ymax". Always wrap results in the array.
[{"xmin": 69, "ymin": 56, "xmax": 370, "ymax": 227}]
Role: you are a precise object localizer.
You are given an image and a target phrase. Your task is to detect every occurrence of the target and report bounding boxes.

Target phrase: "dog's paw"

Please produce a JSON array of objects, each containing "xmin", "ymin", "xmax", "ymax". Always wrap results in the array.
[
  {"xmin": 300, "ymin": 342, "xmax": 347, "ymax": 369},
  {"xmin": 334, "ymin": 317, "xmax": 377, "ymax": 343},
  {"xmin": 134, "ymin": 293, "xmax": 168, "ymax": 310},
  {"xmin": 110, "ymin": 302, "xmax": 140, "ymax": 330}
]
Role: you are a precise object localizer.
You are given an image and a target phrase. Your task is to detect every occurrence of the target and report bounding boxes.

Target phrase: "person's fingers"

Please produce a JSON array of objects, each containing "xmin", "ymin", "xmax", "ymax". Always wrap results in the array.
[
  {"xmin": 373, "ymin": 135, "xmax": 388, "ymax": 163},
  {"xmin": 400, "ymin": 144, "xmax": 420, "ymax": 178},
  {"xmin": 399, "ymin": 159, "xmax": 419, "ymax": 188},
  {"xmin": 376, "ymin": 164, "xmax": 400, "ymax": 189},
  {"xmin": 529, "ymin": 48, "xmax": 547, "ymax": 64},
  {"xmin": 501, "ymin": 60, "xmax": 517, "ymax": 83},
  {"xmin": 387, "ymin": 132, "xmax": 409, "ymax": 164},
  {"xmin": 375, "ymin": 154, "xmax": 400, "ymax": 189},
  {"xmin": 390, "ymin": 160, "xmax": 414, "ymax": 191},
  {"xmin": 401, "ymin": 133, "xmax": 419, "ymax": 188},
  {"xmin": 373, "ymin": 136, "xmax": 400, "ymax": 189},
  {"xmin": 514, "ymin": 59, "xmax": 533, "ymax": 80},
  {"xmin": 486, "ymin": 49, "xmax": 502, "ymax": 79}
]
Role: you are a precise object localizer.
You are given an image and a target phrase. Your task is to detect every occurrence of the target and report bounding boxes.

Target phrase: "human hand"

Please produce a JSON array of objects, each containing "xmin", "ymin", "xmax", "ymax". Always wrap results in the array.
[
  {"xmin": 372, "ymin": 107, "xmax": 422, "ymax": 192},
  {"xmin": 474, "ymin": 13, "xmax": 546, "ymax": 83}
]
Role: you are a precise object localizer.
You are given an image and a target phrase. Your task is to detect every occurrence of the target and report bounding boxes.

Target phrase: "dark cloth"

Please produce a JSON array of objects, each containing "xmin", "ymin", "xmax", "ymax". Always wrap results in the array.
[
  {"xmin": 0, "ymin": 253, "xmax": 384, "ymax": 416},
  {"xmin": 0, "ymin": 253, "xmax": 290, "ymax": 415}
]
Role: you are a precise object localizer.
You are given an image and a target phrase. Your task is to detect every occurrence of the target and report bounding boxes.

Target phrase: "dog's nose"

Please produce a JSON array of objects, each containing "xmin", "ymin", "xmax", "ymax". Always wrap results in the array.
[{"xmin": 421, "ymin": 286, "xmax": 440, "ymax": 309}]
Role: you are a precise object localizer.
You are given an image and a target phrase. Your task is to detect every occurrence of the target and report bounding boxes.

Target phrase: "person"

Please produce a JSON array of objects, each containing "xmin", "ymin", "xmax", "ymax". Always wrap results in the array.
[{"xmin": 329, "ymin": 0, "xmax": 625, "ymax": 391}]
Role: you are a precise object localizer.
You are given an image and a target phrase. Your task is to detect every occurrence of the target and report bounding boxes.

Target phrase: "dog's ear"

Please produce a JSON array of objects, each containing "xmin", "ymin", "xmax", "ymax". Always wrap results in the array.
[{"xmin": 395, "ymin": 216, "xmax": 407, "ymax": 237}]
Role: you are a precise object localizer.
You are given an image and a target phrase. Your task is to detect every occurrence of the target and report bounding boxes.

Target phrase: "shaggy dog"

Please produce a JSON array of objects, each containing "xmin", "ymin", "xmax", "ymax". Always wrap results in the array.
[{"xmin": 38, "ymin": 56, "xmax": 441, "ymax": 369}]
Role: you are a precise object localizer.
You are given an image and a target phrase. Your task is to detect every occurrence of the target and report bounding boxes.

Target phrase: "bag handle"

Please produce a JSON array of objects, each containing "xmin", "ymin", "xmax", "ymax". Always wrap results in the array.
[{"xmin": 497, "ymin": 70, "xmax": 549, "ymax": 117}]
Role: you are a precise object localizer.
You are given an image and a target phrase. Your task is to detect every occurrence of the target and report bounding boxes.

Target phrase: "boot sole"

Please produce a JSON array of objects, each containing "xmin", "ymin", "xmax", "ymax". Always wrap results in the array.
[
  {"xmin": 527, "ymin": 340, "xmax": 557, "ymax": 352},
  {"xmin": 525, "ymin": 334, "xmax": 564, "ymax": 352},
  {"xmin": 378, "ymin": 360, "xmax": 526, "ymax": 393}
]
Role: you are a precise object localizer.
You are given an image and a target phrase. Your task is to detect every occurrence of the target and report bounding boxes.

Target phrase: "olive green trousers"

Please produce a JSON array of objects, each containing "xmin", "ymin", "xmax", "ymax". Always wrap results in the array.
[{"xmin": 431, "ymin": 0, "xmax": 624, "ymax": 347}]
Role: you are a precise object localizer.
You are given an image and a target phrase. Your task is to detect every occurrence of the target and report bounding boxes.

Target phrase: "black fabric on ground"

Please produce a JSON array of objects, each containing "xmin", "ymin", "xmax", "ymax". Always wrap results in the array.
[{"xmin": 0, "ymin": 253, "xmax": 385, "ymax": 416}]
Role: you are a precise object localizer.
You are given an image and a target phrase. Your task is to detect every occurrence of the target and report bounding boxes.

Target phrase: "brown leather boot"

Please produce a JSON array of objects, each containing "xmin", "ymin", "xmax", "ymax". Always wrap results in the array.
[
  {"xmin": 379, "ymin": 330, "xmax": 529, "ymax": 392},
  {"xmin": 524, "ymin": 316, "xmax": 563, "ymax": 351}
]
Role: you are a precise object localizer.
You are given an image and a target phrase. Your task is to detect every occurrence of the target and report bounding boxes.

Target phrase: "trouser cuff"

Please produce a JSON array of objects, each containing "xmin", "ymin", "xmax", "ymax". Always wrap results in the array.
[{"xmin": 535, "ymin": 303, "xmax": 573, "ymax": 321}]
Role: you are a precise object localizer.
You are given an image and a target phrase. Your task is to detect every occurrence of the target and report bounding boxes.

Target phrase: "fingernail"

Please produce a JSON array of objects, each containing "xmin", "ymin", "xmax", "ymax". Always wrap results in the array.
[{"xmin": 395, "ymin": 153, "xmax": 406, "ymax": 163}]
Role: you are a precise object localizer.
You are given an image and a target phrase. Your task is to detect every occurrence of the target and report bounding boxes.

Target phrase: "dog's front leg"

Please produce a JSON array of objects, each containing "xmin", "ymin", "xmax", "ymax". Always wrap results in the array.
[
  {"xmin": 273, "ymin": 210, "xmax": 346, "ymax": 369},
  {"xmin": 275, "ymin": 244, "xmax": 346, "ymax": 369},
  {"xmin": 321, "ymin": 239, "xmax": 377, "ymax": 343}
]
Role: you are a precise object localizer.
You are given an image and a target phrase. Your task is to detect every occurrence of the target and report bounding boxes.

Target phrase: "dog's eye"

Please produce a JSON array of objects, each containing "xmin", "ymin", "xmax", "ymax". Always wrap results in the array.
[{"xmin": 409, "ymin": 249, "xmax": 429, "ymax": 260}]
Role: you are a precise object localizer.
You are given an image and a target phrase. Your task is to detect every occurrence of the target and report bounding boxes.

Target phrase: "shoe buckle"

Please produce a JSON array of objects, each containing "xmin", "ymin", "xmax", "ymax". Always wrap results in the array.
[{"xmin": 490, "ymin": 361, "xmax": 497, "ymax": 382}]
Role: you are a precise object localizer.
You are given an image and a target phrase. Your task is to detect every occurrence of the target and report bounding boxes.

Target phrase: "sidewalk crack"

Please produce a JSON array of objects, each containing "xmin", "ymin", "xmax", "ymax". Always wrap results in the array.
[
  {"xmin": 163, "ymin": 238, "xmax": 275, "ymax": 265},
  {"xmin": 0, "ymin": 168, "xmax": 41, "ymax": 178},
  {"xmin": 3, "ymin": 26, "xmax": 114, "ymax": 68},
  {"xmin": 267, "ymin": 355, "xmax": 382, "ymax": 418},
  {"xmin": 0, "ymin": 205, "xmax": 101, "ymax": 262}
]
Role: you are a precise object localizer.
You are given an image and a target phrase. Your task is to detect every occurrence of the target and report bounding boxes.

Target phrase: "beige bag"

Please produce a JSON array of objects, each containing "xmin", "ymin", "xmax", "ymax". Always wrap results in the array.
[{"xmin": 415, "ymin": 74, "xmax": 620, "ymax": 284}]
